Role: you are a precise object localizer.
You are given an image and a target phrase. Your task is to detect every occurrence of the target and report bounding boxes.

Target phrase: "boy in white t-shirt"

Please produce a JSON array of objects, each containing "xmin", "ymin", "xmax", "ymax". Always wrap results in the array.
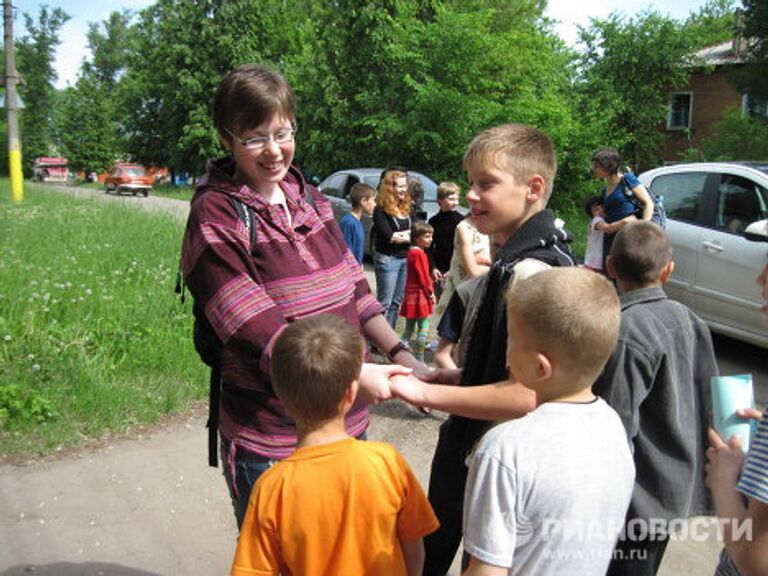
[{"xmin": 461, "ymin": 267, "xmax": 635, "ymax": 576}]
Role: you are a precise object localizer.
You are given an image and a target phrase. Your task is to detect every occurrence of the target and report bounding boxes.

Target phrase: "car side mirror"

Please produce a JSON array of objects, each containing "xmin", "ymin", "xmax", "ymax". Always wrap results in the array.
[{"xmin": 744, "ymin": 219, "xmax": 768, "ymax": 242}]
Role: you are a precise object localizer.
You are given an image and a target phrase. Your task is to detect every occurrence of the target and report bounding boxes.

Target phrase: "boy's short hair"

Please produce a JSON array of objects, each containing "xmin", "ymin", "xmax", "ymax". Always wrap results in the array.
[
  {"xmin": 591, "ymin": 148, "xmax": 622, "ymax": 175},
  {"xmin": 507, "ymin": 268, "xmax": 620, "ymax": 380},
  {"xmin": 463, "ymin": 123, "xmax": 557, "ymax": 202},
  {"xmin": 214, "ymin": 64, "xmax": 296, "ymax": 146},
  {"xmin": 349, "ymin": 182, "xmax": 376, "ymax": 209},
  {"xmin": 584, "ymin": 195, "xmax": 603, "ymax": 218},
  {"xmin": 411, "ymin": 220, "xmax": 434, "ymax": 242},
  {"xmin": 610, "ymin": 222, "xmax": 672, "ymax": 285},
  {"xmin": 437, "ymin": 181, "xmax": 461, "ymax": 200},
  {"xmin": 271, "ymin": 315, "xmax": 363, "ymax": 425}
]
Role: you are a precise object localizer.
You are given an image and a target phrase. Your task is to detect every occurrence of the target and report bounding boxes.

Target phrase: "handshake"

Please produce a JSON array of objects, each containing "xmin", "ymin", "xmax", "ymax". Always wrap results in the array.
[{"xmin": 358, "ymin": 363, "xmax": 462, "ymax": 409}]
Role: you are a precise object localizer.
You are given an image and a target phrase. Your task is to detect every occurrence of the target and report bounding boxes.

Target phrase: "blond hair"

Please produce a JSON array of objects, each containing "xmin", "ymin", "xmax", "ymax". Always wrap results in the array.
[
  {"xmin": 506, "ymin": 268, "xmax": 620, "ymax": 381},
  {"xmin": 464, "ymin": 124, "xmax": 557, "ymax": 202},
  {"xmin": 437, "ymin": 181, "xmax": 461, "ymax": 200},
  {"xmin": 271, "ymin": 315, "xmax": 363, "ymax": 425}
]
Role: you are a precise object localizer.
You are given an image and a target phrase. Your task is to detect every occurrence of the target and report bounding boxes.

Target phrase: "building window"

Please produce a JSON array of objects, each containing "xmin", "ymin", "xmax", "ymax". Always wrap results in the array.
[
  {"xmin": 667, "ymin": 93, "xmax": 692, "ymax": 130},
  {"xmin": 743, "ymin": 94, "xmax": 768, "ymax": 118}
]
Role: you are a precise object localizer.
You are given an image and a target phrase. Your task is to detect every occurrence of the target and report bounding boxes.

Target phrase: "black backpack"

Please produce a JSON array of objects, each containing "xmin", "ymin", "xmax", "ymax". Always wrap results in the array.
[{"xmin": 176, "ymin": 190, "xmax": 318, "ymax": 467}]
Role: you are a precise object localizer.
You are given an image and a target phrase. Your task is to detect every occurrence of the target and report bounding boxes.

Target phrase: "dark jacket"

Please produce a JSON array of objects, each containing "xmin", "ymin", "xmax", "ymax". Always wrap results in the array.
[
  {"xmin": 594, "ymin": 286, "xmax": 717, "ymax": 524},
  {"xmin": 448, "ymin": 209, "xmax": 575, "ymax": 447}
]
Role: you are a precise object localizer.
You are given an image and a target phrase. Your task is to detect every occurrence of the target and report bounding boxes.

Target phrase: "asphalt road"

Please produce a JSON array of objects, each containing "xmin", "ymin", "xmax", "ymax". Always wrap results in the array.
[{"xmin": 2, "ymin": 184, "xmax": 765, "ymax": 575}]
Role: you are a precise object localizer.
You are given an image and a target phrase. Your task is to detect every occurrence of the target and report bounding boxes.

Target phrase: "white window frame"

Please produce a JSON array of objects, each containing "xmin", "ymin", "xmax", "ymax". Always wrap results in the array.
[
  {"xmin": 742, "ymin": 94, "xmax": 768, "ymax": 118},
  {"xmin": 667, "ymin": 92, "xmax": 693, "ymax": 130}
]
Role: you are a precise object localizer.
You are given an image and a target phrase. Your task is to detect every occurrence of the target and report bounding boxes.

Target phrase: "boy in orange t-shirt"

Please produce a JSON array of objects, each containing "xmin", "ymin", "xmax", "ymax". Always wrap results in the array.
[{"xmin": 231, "ymin": 314, "xmax": 439, "ymax": 576}]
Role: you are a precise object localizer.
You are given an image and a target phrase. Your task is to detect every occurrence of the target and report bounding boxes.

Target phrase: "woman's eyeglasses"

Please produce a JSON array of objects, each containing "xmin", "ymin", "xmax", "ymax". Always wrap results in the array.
[{"xmin": 225, "ymin": 127, "xmax": 296, "ymax": 151}]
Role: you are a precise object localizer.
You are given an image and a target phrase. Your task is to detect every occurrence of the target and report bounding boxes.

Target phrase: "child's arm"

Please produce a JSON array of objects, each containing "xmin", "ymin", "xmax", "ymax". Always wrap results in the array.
[
  {"xmin": 401, "ymin": 537, "xmax": 426, "ymax": 576},
  {"xmin": 594, "ymin": 215, "xmax": 636, "ymax": 234},
  {"xmin": 433, "ymin": 338, "xmax": 459, "ymax": 370},
  {"xmin": 707, "ymin": 426, "xmax": 768, "ymax": 575},
  {"xmin": 462, "ymin": 556, "xmax": 507, "ymax": 576},
  {"xmin": 457, "ymin": 223, "xmax": 490, "ymax": 278},
  {"xmin": 390, "ymin": 373, "xmax": 535, "ymax": 421}
]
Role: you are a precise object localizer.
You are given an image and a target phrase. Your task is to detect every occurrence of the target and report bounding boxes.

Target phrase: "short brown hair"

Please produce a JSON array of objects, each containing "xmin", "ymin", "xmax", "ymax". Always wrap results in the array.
[
  {"xmin": 463, "ymin": 124, "xmax": 557, "ymax": 202},
  {"xmin": 411, "ymin": 220, "xmax": 434, "ymax": 243},
  {"xmin": 213, "ymin": 64, "xmax": 296, "ymax": 146},
  {"xmin": 271, "ymin": 315, "xmax": 363, "ymax": 425},
  {"xmin": 591, "ymin": 148, "xmax": 622, "ymax": 175},
  {"xmin": 437, "ymin": 181, "xmax": 460, "ymax": 200},
  {"xmin": 610, "ymin": 222, "xmax": 671, "ymax": 285},
  {"xmin": 507, "ymin": 268, "xmax": 620, "ymax": 381},
  {"xmin": 349, "ymin": 182, "xmax": 376, "ymax": 209}
]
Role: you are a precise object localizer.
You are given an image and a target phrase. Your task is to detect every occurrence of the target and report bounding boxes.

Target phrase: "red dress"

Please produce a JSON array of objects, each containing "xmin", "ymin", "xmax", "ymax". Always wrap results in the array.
[{"xmin": 400, "ymin": 247, "xmax": 434, "ymax": 319}]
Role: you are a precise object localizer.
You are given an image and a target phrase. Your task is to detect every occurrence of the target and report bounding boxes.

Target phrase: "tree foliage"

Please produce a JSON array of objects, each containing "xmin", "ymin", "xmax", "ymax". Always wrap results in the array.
[
  {"xmin": 576, "ymin": 11, "xmax": 696, "ymax": 172},
  {"xmin": 15, "ymin": 6, "xmax": 70, "ymax": 175},
  {"xmin": 6, "ymin": 0, "xmax": 752, "ymax": 216},
  {"xmin": 735, "ymin": 0, "xmax": 768, "ymax": 100}
]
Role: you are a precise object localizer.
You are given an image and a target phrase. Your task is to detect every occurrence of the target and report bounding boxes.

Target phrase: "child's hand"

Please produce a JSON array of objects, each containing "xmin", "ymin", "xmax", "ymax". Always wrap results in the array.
[
  {"xmin": 705, "ymin": 427, "xmax": 745, "ymax": 494},
  {"xmin": 429, "ymin": 294, "xmax": 436, "ymax": 304},
  {"xmin": 736, "ymin": 407, "xmax": 763, "ymax": 421},
  {"xmin": 358, "ymin": 363, "xmax": 412, "ymax": 404},
  {"xmin": 432, "ymin": 269, "xmax": 444, "ymax": 282},
  {"xmin": 390, "ymin": 374, "xmax": 429, "ymax": 407}
]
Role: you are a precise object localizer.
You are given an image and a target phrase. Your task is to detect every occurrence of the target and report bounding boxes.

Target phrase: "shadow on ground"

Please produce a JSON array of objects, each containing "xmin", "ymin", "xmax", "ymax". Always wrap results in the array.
[{"xmin": 1, "ymin": 562, "xmax": 164, "ymax": 576}]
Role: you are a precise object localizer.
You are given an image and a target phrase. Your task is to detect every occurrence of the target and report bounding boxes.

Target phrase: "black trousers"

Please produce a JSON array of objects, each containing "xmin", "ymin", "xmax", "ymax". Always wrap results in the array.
[
  {"xmin": 423, "ymin": 419, "xmax": 472, "ymax": 576},
  {"xmin": 606, "ymin": 528, "xmax": 669, "ymax": 576}
]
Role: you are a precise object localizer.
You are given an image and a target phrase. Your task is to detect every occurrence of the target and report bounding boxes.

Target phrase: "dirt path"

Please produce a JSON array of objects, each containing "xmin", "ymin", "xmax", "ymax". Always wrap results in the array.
[{"xmin": 1, "ymin": 185, "xmax": 723, "ymax": 575}]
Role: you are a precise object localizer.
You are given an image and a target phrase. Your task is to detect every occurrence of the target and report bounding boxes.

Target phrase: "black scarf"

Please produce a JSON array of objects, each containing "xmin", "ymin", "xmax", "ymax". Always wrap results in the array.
[{"xmin": 452, "ymin": 209, "xmax": 575, "ymax": 445}]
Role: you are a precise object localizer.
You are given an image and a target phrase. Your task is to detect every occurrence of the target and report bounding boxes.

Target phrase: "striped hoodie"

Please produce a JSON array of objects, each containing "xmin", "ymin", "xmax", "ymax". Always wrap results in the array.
[{"xmin": 181, "ymin": 158, "xmax": 383, "ymax": 463}]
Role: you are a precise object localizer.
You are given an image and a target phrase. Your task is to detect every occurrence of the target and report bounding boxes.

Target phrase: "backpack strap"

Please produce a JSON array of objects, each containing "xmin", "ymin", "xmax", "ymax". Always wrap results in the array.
[{"xmin": 207, "ymin": 365, "xmax": 221, "ymax": 467}]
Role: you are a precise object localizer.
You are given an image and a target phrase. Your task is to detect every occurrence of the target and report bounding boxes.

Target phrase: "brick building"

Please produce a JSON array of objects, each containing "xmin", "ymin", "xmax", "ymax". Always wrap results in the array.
[{"xmin": 660, "ymin": 38, "xmax": 765, "ymax": 162}]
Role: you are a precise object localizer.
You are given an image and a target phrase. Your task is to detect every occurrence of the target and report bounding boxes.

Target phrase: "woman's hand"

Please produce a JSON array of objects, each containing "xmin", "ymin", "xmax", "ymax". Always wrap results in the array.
[
  {"xmin": 631, "ymin": 184, "xmax": 654, "ymax": 222},
  {"xmin": 358, "ymin": 363, "xmax": 412, "ymax": 404}
]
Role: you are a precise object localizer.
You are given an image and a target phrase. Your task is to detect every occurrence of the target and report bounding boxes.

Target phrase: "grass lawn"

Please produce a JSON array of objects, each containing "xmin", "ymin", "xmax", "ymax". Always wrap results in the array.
[{"xmin": 0, "ymin": 180, "xmax": 207, "ymax": 458}]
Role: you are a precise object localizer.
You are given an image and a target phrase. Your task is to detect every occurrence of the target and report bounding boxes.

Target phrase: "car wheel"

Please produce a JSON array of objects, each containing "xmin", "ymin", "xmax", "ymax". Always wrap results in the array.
[{"xmin": 143, "ymin": 190, "xmax": 149, "ymax": 197}]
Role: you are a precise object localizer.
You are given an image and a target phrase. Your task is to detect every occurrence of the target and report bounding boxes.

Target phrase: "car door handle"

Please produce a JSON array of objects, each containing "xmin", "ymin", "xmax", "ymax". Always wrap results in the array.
[{"xmin": 702, "ymin": 240, "xmax": 724, "ymax": 253}]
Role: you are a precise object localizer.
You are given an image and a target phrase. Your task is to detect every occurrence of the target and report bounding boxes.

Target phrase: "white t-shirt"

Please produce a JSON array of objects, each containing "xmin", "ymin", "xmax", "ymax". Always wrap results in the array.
[
  {"xmin": 463, "ymin": 398, "xmax": 635, "ymax": 576},
  {"xmin": 584, "ymin": 215, "xmax": 605, "ymax": 270}
]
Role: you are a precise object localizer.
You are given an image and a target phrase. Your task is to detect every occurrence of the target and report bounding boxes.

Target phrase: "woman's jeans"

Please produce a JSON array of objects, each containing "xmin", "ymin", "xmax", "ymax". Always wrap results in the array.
[{"xmin": 373, "ymin": 251, "xmax": 408, "ymax": 328}]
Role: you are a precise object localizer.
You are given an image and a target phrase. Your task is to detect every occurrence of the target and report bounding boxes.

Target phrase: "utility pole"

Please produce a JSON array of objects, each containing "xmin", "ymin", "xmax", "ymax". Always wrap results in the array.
[{"xmin": 4, "ymin": 0, "xmax": 23, "ymax": 203}]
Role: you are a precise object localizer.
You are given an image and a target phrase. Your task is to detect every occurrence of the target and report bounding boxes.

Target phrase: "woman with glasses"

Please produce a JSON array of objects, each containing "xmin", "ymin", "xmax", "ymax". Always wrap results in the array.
[{"xmin": 180, "ymin": 64, "xmax": 425, "ymax": 528}]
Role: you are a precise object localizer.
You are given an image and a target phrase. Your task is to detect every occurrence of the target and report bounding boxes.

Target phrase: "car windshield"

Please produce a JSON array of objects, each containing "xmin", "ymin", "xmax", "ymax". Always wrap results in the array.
[{"xmin": 121, "ymin": 166, "xmax": 147, "ymax": 176}]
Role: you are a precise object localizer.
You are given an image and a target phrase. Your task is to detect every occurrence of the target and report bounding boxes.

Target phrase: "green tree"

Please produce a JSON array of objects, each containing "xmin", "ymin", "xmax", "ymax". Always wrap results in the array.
[
  {"xmin": 735, "ymin": 0, "xmax": 768, "ymax": 100},
  {"xmin": 577, "ymin": 11, "xmax": 696, "ymax": 172},
  {"xmin": 16, "ymin": 6, "xmax": 70, "ymax": 175},
  {"xmin": 55, "ymin": 11, "xmax": 132, "ymax": 174},
  {"xmin": 689, "ymin": 107, "xmax": 768, "ymax": 159},
  {"xmin": 682, "ymin": 0, "xmax": 738, "ymax": 49}
]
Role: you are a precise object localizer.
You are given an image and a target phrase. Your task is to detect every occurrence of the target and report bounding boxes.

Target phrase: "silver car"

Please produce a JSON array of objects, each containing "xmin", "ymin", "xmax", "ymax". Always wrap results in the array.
[
  {"xmin": 638, "ymin": 162, "xmax": 768, "ymax": 348},
  {"xmin": 319, "ymin": 168, "xmax": 466, "ymax": 256}
]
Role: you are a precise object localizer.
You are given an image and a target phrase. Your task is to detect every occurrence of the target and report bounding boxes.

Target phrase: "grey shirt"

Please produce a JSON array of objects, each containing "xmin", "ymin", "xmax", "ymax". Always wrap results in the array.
[{"xmin": 594, "ymin": 286, "xmax": 717, "ymax": 525}]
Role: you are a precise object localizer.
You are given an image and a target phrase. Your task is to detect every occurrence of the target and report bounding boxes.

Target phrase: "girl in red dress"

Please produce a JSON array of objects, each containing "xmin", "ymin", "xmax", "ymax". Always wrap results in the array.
[{"xmin": 400, "ymin": 221, "xmax": 436, "ymax": 361}]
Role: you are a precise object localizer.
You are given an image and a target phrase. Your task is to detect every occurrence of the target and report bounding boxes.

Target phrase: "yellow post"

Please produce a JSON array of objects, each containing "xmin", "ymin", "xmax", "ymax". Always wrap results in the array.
[
  {"xmin": 9, "ymin": 146, "xmax": 23, "ymax": 203},
  {"xmin": 5, "ymin": 0, "xmax": 23, "ymax": 203}
]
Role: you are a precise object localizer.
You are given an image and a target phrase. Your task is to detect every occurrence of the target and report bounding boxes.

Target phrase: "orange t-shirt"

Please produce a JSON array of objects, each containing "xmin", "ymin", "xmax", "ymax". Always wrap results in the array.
[{"xmin": 231, "ymin": 437, "xmax": 439, "ymax": 576}]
